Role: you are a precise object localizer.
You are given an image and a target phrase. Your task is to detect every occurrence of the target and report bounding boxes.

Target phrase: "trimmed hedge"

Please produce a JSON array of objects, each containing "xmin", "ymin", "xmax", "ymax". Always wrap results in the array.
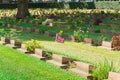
[
  {"xmin": 0, "ymin": 2, "xmax": 119, "ymax": 9},
  {"xmin": 0, "ymin": 3, "xmax": 17, "ymax": 9},
  {"xmin": 69, "ymin": 2, "xmax": 95, "ymax": 9},
  {"xmin": 95, "ymin": 1, "xmax": 120, "ymax": 9},
  {"xmin": 0, "ymin": 2, "xmax": 95, "ymax": 9}
]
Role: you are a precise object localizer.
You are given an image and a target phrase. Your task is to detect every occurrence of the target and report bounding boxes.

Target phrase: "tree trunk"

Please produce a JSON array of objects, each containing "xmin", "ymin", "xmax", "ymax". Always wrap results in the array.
[{"xmin": 16, "ymin": 0, "xmax": 30, "ymax": 19}]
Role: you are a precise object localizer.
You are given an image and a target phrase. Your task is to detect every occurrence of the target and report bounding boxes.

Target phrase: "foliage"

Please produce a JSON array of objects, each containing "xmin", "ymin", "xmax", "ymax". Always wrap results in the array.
[
  {"xmin": 0, "ymin": 28, "xmax": 17, "ymax": 39},
  {"xmin": 74, "ymin": 29, "xmax": 89, "ymax": 42},
  {"xmin": 0, "ymin": 26, "xmax": 120, "ymax": 73},
  {"xmin": 74, "ymin": 30, "xmax": 82, "ymax": 42},
  {"xmin": 95, "ymin": 1, "xmax": 120, "ymax": 9},
  {"xmin": 25, "ymin": 39, "xmax": 42, "ymax": 52},
  {"xmin": 92, "ymin": 59, "xmax": 115, "ymax": 80},
  {"xmin": 93, "ymin": 35, "xmax": 106, "ymax": 46},
  {"xmin": 1, "ymin": 2, "xmax": 120, "ymax": 9},
  {"xmin": 58, "ymin": 30, "xmax": 63, "ymax": 36},
  {"xmin": 34, "ymin": 8, "xmax": 40, "ymax": 12}
]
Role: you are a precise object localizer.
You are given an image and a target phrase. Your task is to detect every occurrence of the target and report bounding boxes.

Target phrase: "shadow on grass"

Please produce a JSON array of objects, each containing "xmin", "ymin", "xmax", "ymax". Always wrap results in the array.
[
  {"xmin": 17, "ymin": 31, "xmax": 55, "ymax": 42},
  {"xmin": 0, "ymin": 26, "xmax": 55, "ymax": 42}
]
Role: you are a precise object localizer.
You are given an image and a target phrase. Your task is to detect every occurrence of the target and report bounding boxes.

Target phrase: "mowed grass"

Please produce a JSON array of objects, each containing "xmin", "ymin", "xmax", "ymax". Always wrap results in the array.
[
  {"xmin": 0, "ymin": 19, "xmax": 113, "ymax": 41},
  {"xmin": 0, "ymin": 27, "xmax": 120, "ymax": 71},
  {"xmin": 0, "ymin": 44, "xmax": 86, "ymax": 80}
]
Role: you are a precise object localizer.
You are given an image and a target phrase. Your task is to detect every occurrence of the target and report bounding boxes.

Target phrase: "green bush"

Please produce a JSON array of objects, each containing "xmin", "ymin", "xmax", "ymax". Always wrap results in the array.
[
  {"xmin": 0, "ymin": 28, "xmax": 17, "ymax": 39},
  {"xmin": 74, "ymin": 30, "xmax": 83, "ymax": 42},
  {"xmin": 93, "ymin": 35, "xmax": 106, "ymax": 46},
  {"xmin": 25, "ymin": 39, "xmax": 42, "ymax": 52},
  {"xmin": 74, "ymin": 29, "xmax": 89, "ymax": 42}
]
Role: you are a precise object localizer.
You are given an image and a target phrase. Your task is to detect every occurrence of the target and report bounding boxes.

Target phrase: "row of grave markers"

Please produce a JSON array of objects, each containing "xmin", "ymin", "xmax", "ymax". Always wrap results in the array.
[
  {"xmin": 1, "ymin": 23, "xmax": 113, "ymax": 49},
  {"xmin": 0, "ymin": 37, "xmax": 120, "ymax": 80}
]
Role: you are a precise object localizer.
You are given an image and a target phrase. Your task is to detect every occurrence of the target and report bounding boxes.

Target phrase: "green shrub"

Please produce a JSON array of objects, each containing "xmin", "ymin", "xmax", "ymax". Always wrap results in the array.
[
  {"xmin": 25, "ymin": 39, "xmax": 42, "ymax": 52},
  {"xmin": 0, "ymin": 28, "xmax": 17, "ymax": 39},
  {"xmin": 93, "ymin": 35, "xmax": 106, "ymax": 46},
  {"xmin": 74, "ymin": 29, "xmax": 89, "ymax": 42},
  {"xmin": 74, "ymin": 30, "xmax": 83, "ymax": 42}
]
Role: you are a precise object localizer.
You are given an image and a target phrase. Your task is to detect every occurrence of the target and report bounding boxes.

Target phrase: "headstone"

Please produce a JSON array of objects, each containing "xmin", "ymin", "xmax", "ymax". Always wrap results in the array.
[
  {"xmin": 46, "ymin": 54, "xmax": 72, "ymax": 69},
  {"xmin": 107, "ymin": 72, "xmax": 120, "ymax": 80},
  {"xmin": 68, "ymin": 61, "xmax": 95, "ymax": 80}
]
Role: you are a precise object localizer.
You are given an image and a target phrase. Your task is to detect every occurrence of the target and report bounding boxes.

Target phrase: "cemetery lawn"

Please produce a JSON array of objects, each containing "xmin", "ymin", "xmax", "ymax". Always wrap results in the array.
[
  {"xmin": 1, "ymin": 27, "xmax": 120, "ymax": 71},
  {"xmin": 0, "ymin": 44, "xmax": 86, "ymax": 80},
  {"xmin": 14, "ymin": 30, "xmax": 120, "ymax": 65}
]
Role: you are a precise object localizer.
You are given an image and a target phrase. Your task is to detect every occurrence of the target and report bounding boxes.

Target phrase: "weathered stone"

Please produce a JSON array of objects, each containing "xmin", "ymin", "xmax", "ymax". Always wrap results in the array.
[
  {"xmin": 49, "ymin": 32, "xmax": 56, "ymax": 37},
  {"xmin": 68, "ymin": 61, "xmax": 95, "ymax": 80},
  {"xmin": 100, "ymin": 30, "xmax": 108, "ymax": 34},
  {"xmin": 46, "ymin": 54, "xmax": 72, "ymax": 69},
  {"xmin": 102, "ymin": 41, "xmax": 112, "ymax": 48},
  {"xmin": 25, "ymin": 27, "xmax": 32, "ymax": 32},
  {"xmin": 44, "ymin": 31, "xmax": 50, "ymax": 36},
  {"xmin": 35, "ymin": 48, "xmax": 46, "ymax": 57},
  {"xmin": 69, "ymin": 35, "xmax": 75, "ymax": 42},
  {"xmin": 19, "ymin": 27, "xmax": 25, "ymax": 31},
  {"xmin": 110, "ymin": 24, "xmax": 117, "ymax": 28},
  {"xmin": 99, "ymin": 23, "xmax": 106, "ymax": 27},
  {"xmin": 34, "ymin": 29, "xmax": 40, "ymax": 34},
  {"xmin": 13, "ymin": 25, "xmax": 18, "ymax": 29},
  {"xmin": 11, "ymin": 40, "xmax": 21, "ymax": 46},
  {"xmin": 75, "ymin": 61, "xmax": 94, "ymax": 73},
  {"xmin": 107, "ymin": 72, "xmax": 120, "ymax": 80},
  {"xmin": 29, "ymin": 48, "xmax": 48, "ymax": 60},
  {"xmin": 7, "ymin": 24, "xmax": 13, "ymax": 28},
  {"xmin": 17, "ymin": 44, "xmax": 29, "ymax": 53},
  {"xmin": 29, "ymin": 20, "xmax": 33, "ymax": 23},
  {"xmin": 49, "ymin": 23, "xmax": 53, "ymax": 27},
  {"xmin": 84, "ymin": 38, "xmax": 93, "ymax": 44},
  {"xmin": 2, "ymin": 23, "xmax": 7, "ymax": 27},
  {"xmin": 6, "ymin": 40, "xmax": 21, "ymax": 49},
  {"xmin": 88, "ymin": 28, "xmax": 95, "ymax": 32},
  {"xmin": 1, "ymin": 37, "xmax": 10, "ymax": 43}
]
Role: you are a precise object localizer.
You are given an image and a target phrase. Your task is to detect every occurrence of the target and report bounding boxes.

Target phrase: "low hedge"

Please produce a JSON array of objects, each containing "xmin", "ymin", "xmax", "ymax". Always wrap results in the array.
[
  {"xmin": 95, "ymin": 1, "xmax": 120, "ymax": 9},
  {"xmin": 0, "ymin": 2, "xmax": 119, "ymax": 9},
  {"xmin": 0, "ymin": 2, "xmax": 94, "ymax": 9}
]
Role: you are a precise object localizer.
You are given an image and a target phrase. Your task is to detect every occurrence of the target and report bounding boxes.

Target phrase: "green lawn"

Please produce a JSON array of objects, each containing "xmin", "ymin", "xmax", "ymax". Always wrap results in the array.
[
  {"xmin": 0, "ymin": 19, "xmax": 114, "ymax": 41},
  {"xmin": 0, "ymin": 27, "xmax": 120, "ymax": 67},
  {"xmin": 0, "ymin": 20, "xmax": 120, "ymax": 73},
  {"xmin": 1, "ymin": 9, "xmax": 120, "ymax": 79},
  {"xmin": 0, "ymin": 44, "xmax": 86, "ymax": 80}
]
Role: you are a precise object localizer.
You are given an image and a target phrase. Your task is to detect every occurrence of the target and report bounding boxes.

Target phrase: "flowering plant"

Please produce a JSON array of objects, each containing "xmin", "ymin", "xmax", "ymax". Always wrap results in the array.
[
  {"xmin": 25, "ymin": 39, "xmax": 43, "ymax": 52},
  {"xmin": 58, "ymin": 30, "xmax": 63, "ymax": 36},
  {"xmin": 74, "ymin": 28, "xmax": 89, "ymax": 42}
]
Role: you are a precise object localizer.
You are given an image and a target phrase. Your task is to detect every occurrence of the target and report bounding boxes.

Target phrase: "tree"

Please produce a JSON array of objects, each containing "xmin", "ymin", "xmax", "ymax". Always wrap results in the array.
[{"xmin": 16, "ymin": 0, "xmax": 30, "ymax": 19}]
